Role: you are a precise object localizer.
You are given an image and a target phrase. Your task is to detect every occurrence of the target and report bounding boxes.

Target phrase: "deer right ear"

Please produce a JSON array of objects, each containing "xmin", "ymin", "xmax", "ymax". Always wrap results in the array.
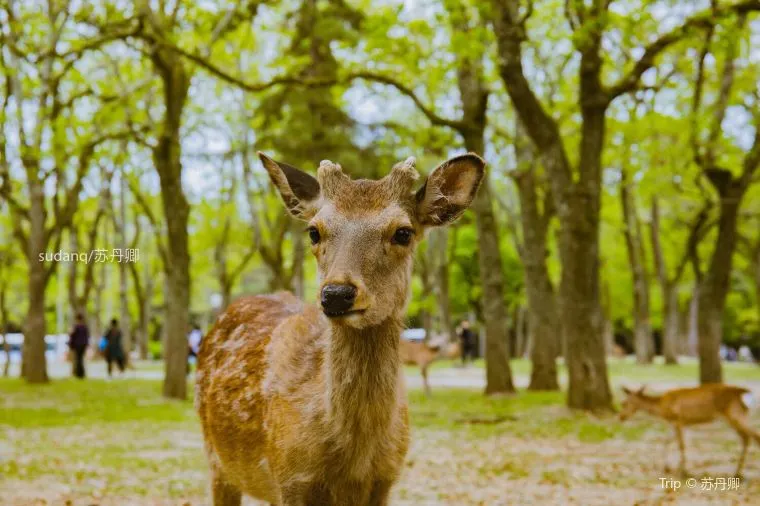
[
  {"xmin": 621, "ymin": 386, "xmax": 632, "ymax": 395},
  {"xmin": 258, "ymin": 152, "xmax": 321, "ymax": 220},
  {"xmin": 415, "ymin": 153, "xmax": 485, "ymax": 227}
]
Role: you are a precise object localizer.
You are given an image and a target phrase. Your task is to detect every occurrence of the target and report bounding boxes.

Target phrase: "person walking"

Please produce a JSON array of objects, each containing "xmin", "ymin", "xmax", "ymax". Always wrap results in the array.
[
  {"xmin": 104, "ymin": 318, "xmax": 126, "ymax": 377},
  {"xmin": 187, "ymin": 323, "xmax": 202, "ymax": 375},
  {"xmin": 458, "ymin": 320, "xmax": 475, "ymax": 367},
  {"xmin": 68, "ymin": 313, "xmax": 90, "ymax": 379}
]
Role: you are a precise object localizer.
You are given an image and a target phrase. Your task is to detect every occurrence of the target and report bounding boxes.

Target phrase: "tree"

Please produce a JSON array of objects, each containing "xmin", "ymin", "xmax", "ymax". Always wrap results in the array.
[
  {"xmin": 93, "ymin": 0, "xmax": 265, "ymax": 398},
  {"xmin": 620, "ymin": 168, "xmax": 654, "ymax": 363},
  {"xmin": 0, "ymin": 1, "xmax": 133, "ymax": 382},
  {"xmin": 689, "ymin": 13, "xmax": 760, "ymax": 383},
  {"xmin": 509, "ymin": 140, "xmax": 560, "ymax": 390},
  {"xmin": 649, "ymin": 198, "xmax": 711, "ymax": 364},
  {"xmin": 489, "ymin": 0, "xmax": 760, "ymax": 409},
  {"xmin": 68, "ymin": 168, "xmax": 111, "ymax": 330}
]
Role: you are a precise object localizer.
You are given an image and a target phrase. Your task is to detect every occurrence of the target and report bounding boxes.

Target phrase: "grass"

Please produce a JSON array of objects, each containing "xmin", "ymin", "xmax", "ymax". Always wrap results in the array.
[
  {"xmin": 2, "ymin": 359, "xmax": 760, "ymax": 504},
  {"xmin": 423, "ymin": 356, "xmax": 760, "ymax": 383}
]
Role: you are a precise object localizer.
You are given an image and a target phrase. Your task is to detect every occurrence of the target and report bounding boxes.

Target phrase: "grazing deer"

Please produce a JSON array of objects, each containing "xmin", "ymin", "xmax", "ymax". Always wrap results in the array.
[
  {"xmin": 400, "ymin": 337, "xmax": 460, "ymax": 396},
  {"xmin": 196, "ymin": 152, "xmax": 485, "ymax": 505},
  {"xmin": 619, "ymin": 385, "xmax": 760, "ymax": 477}
]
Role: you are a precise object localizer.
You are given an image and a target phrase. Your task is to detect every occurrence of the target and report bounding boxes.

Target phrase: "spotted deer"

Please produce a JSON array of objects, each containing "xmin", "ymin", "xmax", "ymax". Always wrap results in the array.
[
  {"xmin": 196, "ymin": 152, "xmax": 485, "ymax": 505},
  {"xmin": 619, "ymin": 385, "xmax": 760, "ymax": 477}
]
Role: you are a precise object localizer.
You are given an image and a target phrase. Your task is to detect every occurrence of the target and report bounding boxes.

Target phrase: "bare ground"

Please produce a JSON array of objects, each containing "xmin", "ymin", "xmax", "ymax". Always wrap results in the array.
[{"xmin": 3, "ymin": 408, "xmax": 760, "ymax": 505}]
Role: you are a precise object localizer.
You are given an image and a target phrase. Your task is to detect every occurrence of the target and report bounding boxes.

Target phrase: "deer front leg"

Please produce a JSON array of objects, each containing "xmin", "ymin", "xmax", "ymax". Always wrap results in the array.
[
  {"xmin": 368, "ymin": 480, "xmax": 393, "ymax": 506},
  {"xmin": 674, "ymin": 423, "xmax": 687, "ymax": 477},
  {"xmin": 211, "ymin": 470, "xmax": 242, "ymax": 506},
  {"xmin": 421, "ymin": 365, "xmax": 431, "ymax": 397},
  {"xmin": 662, "ymin": 432, "xmax": 672, "ymax": 473}
]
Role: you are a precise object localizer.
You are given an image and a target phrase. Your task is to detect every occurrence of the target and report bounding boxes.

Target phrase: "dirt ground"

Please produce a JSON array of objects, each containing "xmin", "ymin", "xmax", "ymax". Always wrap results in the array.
[
  {"xmin": 4, "ymin": 411, "xmax": 760, "ymax": 505},
  {"xmin": 3, "ymin": 366, "xmax": 760, "ymax": 506}
]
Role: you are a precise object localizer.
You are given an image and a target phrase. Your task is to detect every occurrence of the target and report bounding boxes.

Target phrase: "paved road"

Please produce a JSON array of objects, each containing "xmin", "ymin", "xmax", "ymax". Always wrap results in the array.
[
  {"xmin": 12, "ymin": 360, "xmax": 760, "ymax": 393},
  {"xmin": 31, "ymin": 359, "xmax": 492, "ymax": 388}
]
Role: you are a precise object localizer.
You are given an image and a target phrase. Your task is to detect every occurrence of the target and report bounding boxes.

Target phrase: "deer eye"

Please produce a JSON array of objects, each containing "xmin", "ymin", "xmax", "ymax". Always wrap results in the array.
[
  {"xmin": 307, "ymin": 227, "xmax": 321, "ymax": 245},
  {"xmin": 391, "ymin": 227, "xmax": 414, "ymax": 246}
]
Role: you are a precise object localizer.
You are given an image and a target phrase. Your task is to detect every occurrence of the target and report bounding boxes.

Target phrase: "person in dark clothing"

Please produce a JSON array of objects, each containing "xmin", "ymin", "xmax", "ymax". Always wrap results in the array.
[
  {"xmin": 104, "ymin": 318, "xmax": 125, "ymax": 377},
  {"xmin": 68, "ymin": 313, "xmax": 90, "ymax": 379},
  {"xmin": 458, "ymin": 320, "xmax": 475, "ymax": 366}
]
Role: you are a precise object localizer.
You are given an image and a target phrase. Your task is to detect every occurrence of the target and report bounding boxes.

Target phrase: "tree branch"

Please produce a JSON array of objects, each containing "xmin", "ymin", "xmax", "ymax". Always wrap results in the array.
[{"xmin": 606, "ymin": 1, "xmax": 760, "ymax": 100}]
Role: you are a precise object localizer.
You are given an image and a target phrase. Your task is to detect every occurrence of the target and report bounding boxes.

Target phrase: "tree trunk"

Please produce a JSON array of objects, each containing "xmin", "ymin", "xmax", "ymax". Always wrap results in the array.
[
  {"xmin": 512, "ymin": 159, "xmax": 559, "ymax": 390},
  {"xmin": 118, "ymin": 169, "xmax": 131, "ymax": 366},
  {"xmin": 559, "ymin": 189, "xmax": 611, "ymax": 409},
  {"xmin": 698, "ymin": 195, "xmax": 741, "ymax": 384},
  {"xmin": 688, "ymin": 287, "xmax": 699, "ymax": 356},
  {"xmin": 1, "ymin": 282, "xmax": 10, "ymax": 377},
  {"xmin": 678, "ymin": 298, "xmax": 690, "ymax": 356},
  {"xmin": 431, "ymin": 228, "xmax": 456, "ymax": 341},
  {"xmin": 650, "ymin": 197, "xmax": 678, "ymax": 364},
  {"xmin": 662, "ymin": 287, "xmax": 680, "ymax": 365},
  {"xmin": 620, "ymin": 170, "xmax": 653, "ymax": 363},
  {"xmin": 470, "ymin": 175, "xmax": 515, "ymax": 394},
  {"xmin": 142, "ymin": 266, "xmax": 153, "ymax": 360},
  {"xmin": 490, "ymin": 3, "xmax": 611, "ymax": 409},
  {"xmin": 149, "ymin": 51, "xmax": 192, "ymax": 399},
  {"xmin": 24, "ymin": 263, "xmax": 48, "ymax": 383},
  {"xmin": 515, "ymin": 305, "xmax": 526, "ymax": 358},
  {"xmin": 156, "ymin": 151, "xmax": 191, "ymax": 399}
]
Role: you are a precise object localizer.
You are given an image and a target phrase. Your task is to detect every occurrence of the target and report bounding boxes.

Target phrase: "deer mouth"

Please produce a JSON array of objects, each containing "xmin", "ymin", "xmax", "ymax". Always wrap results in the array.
[{"xmin": 323, "ymin": 309, "xmax": 367, "ymax": 318}]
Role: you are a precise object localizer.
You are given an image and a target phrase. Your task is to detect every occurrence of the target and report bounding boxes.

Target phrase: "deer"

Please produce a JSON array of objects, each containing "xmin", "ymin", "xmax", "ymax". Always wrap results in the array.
[
  {"xmin": 400, "ymin": 336, "xmax": 460, "ymax": 396},
  {"xmin": 619, "ymin": 384, "xmax": 760, "ymax": 477},
  {"xmin": 196, "ymin": 151, "xmax": 485, "ymax": 505}
]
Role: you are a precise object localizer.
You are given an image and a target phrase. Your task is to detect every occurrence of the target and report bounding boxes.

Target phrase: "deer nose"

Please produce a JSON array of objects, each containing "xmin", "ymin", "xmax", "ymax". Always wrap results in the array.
[{"xmin": 321, "ymin": 284, "xmax": 357, "ymax": 316}]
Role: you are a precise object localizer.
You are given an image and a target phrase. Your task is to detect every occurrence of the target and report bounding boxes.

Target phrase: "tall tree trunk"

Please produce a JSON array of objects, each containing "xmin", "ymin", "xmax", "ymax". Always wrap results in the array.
[
  {"xmin": 156, "ymin": 147, "xmax": 191, "ymax": 399},
  {"xmin": 491, "ymin": 2, "xmax": 612, "ymax": 409},
  {"xmin": 117, "ymin": 168, "xmax": 132, "ymax": 366},
  {"xmin": 649, "ymin": 198, "xmax": 678, "ymax": 364},
  {"xmin": 698, "ymin": 193, "xmax": 741, "ymax": 384},
  {"xmin": 755, "ymin": 245, "xmax": 760, "ymax": 330},
  {"xmin": 1, "ymin": 280, "xmax": 10, "ymax": 377},
  {"xmin": 620, "ymin": 170, "xmax": 653, "ymax": 363},
  {"xmin": 142, "ymin": 265, "xmax": 153, "ymax": 360},
  {"xmin": 431, "ymin": 228, "xmax": 455, "ymax": 341},
  {"xmin": 514, "ymin": 305, "xmax": 526, "ymax": 358},
  {"xmin": 512, "ymin": 143, "xmax": 559, "ymax": 390},
  {"xmin": 661, "ymin": 288, "xmax": 680, "ymax": 364},
  {"xmin": 466, "ymin": 133, "xmax": 515, "ymax": 394},
  {"xmin": 150, "ymin": 51, "xmax": 192, "ymax": 399},
  {"xmin": 678, "ymin": 298, "xmax": 690, "ymax": 356},
  {"xmin": 24, "ymin": 263, "xmax": 48, "ymax": 383},
  {"xmin": 23, "ymin": 192, "xmax": 49, "ymax": 383},
  {"xmin": 688, "ymin": 287, "xmax": 699, "ymax": 356}
]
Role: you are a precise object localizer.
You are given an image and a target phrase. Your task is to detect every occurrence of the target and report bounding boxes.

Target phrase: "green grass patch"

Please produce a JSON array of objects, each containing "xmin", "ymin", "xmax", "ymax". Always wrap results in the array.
[{"xmin": 0, "ymin": 378, "xmax": 194, "ymax": 427}]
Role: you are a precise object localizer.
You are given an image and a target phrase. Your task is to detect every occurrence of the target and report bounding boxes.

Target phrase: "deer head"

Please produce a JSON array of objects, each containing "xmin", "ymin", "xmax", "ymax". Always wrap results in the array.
[
  {"xmin": 258, "ymin": 152, "xmax": 485, "ymax": 329},
  {"xmin": 619, "ymin": 385, "xmax": 647, "ymax": 421}
]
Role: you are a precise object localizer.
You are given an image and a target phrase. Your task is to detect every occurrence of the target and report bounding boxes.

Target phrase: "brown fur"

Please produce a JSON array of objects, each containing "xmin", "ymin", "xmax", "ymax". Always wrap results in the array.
[
  {"xmin": 197, "ymin": 152, "xmax": 485, "ymax": 505},
  {"xmin": 620, "ymin": 384, "xmax": 760, "ymax": 476}
]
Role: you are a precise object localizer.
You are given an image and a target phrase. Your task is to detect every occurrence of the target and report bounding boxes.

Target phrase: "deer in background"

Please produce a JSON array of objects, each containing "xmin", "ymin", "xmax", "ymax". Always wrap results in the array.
[
  {"xmin": 400, "ymin": 336, "xmax": 460, "ymax": 396},
  {"xmin": 620, "ymin": 385, "xmax": 760, "ymax": 477},
  {"xmin": 196, "ymin": 152, "xmax": 484, "ymax": 505}
]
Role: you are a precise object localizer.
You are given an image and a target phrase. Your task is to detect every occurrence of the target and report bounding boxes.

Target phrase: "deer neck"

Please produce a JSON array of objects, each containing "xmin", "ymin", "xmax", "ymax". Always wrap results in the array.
[
  {"xmin": 323, "ymin": 319, "xmax": 403, "ymax": 436},
  {"xmin": 638, "ymin": 394, "xmax": 664, "ymax": 417}
]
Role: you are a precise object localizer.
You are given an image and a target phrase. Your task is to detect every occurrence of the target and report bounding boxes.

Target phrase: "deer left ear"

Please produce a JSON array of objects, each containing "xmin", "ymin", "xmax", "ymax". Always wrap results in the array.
[
  {"xmin": 621, "ymin": 386, "xmax": 632, "ymax": 396},
  {"xmin": 416, "ymin": 153, "xmax": 485, "ymax": 226}
]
